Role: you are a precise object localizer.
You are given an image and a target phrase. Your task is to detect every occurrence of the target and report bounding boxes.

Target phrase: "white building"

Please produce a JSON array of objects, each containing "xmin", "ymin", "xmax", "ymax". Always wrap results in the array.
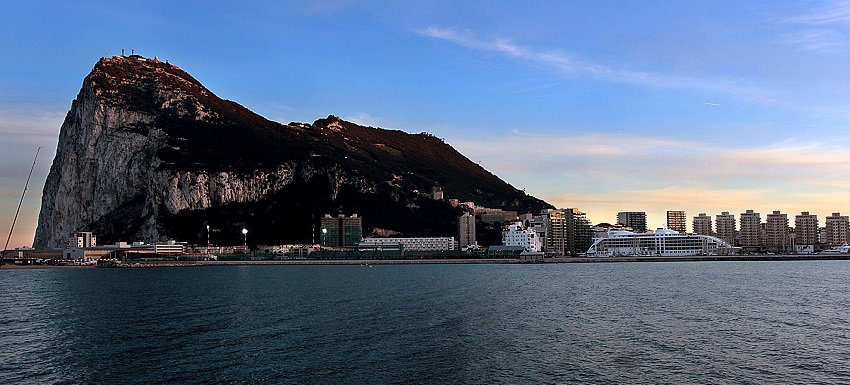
[
  {"xmin": 359, "ymin": 237, "xmax": 456, "ymax": 251},
  {"xmin": 155, "ymin": 240, "xmax": 187, "ymax": 255},
  {"xmin": 587, "ymin": 229, "xmax": 737, "ymax": 257},
  {"xmin": 502, "ymin": 221, "xmax": 542, "ymax": 252}
]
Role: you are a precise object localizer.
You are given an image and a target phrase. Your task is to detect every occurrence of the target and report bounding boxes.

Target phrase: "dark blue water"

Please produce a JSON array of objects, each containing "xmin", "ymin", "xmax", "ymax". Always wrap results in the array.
[{"xmin": 3, "ymin": 261, "xmax": 850, "ymax": 384}]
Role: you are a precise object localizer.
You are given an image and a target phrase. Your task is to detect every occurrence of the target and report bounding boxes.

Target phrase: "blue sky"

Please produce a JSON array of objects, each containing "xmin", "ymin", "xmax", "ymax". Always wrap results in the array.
[{"xmin": 3, "ymin": 1, "xmax": 850, "ymax": 247}]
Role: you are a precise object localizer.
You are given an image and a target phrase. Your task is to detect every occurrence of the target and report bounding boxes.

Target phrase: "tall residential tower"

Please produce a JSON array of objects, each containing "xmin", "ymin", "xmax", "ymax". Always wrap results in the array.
[
  {"xmin": 693, "ymin": 213, "xmax": 713, "ymax": 236},
  {"xmin": 666, "ymin": 210, "xmax": 686, "ymax": 233},
  {"xmin": 458, "ymin": 212, "xmax": 476, "ymax": 249},
  {"xmin": 716, "ymin": 212, "xmax": 737, "ymax": 246},
  {"xmin": 617, "ymin": 212, "xmax": 647, "ymax": 233},
  {"xmin": 545, "ymin": 208, "xmax": 592, "ymax": 256},
  {"xmin": 765, "ymin": 210, "xmax": 790, "ymax": 253},
  {"xmin": 739, "ymin": 210, "xmax": 762, "ymax": 249},
  {"xmin": 795, "ymin": 212, "xmax": 819, "ymax": 247},
  {"xmin": 320, "ymin": 214, "xmax": 363, "ymax": 248},
  {"xmin": 826, "ymin": 212, "xmax": 849, "ymax": 246}
]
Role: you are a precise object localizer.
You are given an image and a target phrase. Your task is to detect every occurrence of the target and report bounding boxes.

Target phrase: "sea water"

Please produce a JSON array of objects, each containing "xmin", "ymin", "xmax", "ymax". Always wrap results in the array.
[{"xmin": 2, "ymin": 261, "xmax": 850, "ymax": 384}]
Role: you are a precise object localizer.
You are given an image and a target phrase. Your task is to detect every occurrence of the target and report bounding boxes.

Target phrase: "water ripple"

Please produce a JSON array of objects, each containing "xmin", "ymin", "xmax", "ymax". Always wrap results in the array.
[{"xmin": 3, "ymin": 261, "xmax": 850, "ymax": 383}]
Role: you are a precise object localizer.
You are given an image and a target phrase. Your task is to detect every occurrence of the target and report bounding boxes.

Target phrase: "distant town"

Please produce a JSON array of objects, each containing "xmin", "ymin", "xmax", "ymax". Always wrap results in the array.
[{"xmin": 4, "ymin": 184, "xmax": 849, "ymax": 265}]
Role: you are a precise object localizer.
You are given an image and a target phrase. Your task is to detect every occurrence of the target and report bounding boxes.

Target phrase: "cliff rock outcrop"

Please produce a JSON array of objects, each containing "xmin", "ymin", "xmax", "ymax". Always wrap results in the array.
[{"xmin": 34, "ymin": 55, "xmax": 551, "ymax": 248}]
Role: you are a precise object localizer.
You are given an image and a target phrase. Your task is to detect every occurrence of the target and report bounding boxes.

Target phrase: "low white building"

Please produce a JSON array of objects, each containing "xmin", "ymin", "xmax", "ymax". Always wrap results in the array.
[
  {"xmin": 155, "ymin": 240, "xmax": 187, "ymax": 255},
  {"xmin": 502, "ymin": 222, "xmax": 542, "ymax": 252},
  {"xmin": 359, "ymin": 237, "xmax": 456, "ymax": 251}
]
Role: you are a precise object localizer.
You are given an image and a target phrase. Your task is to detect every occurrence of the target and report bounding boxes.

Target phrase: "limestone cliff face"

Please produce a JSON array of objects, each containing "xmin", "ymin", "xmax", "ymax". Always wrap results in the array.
[
  {"xmin": 34, "ymin": 56, "xmax": 550, "ymax": 248},
  {"xmin": 35, "ymin": 68, "xmax": 161, "ymax": 248}
]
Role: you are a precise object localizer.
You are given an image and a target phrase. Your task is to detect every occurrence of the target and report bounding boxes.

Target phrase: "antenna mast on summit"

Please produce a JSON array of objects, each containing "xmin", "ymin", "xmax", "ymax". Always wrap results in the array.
[{"xmin": 3, "ymin": 147, "xmax": 40, "ymax": 260}]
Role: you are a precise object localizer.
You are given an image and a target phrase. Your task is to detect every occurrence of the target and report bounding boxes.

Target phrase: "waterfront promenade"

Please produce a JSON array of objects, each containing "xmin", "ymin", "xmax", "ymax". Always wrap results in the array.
[{"xmin": 4, "ymin": 254, "xmax": 850, "ymax": 268}]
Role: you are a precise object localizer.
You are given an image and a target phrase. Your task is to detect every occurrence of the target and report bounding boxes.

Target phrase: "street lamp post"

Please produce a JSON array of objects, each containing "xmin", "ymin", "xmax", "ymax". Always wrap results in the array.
[
  {"xmin": 242, "ymin": 228, "xmax": 248, "ymax": 252},
  {"xmin": 206, "ymin": 225, "xmax": 210, "ymax": 258}
]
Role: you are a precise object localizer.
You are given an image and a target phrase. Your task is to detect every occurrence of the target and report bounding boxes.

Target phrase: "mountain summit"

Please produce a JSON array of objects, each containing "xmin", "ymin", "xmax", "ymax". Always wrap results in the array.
[{"xmin": 34, "ymin": 55, "xmax": 551, "ymax": 248}]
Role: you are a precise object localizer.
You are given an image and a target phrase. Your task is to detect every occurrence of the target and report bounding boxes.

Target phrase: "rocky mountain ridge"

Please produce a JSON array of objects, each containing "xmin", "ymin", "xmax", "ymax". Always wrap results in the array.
[{"xmin": 34, "ymin": 55, "xmax": 552, "ymax": 248}]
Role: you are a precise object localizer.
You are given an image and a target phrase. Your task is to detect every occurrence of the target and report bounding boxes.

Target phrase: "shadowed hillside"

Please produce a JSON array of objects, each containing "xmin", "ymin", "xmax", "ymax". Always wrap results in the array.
[{"xmin": 35, "ymin": 55, "xmax": 552, "ymax": 248}]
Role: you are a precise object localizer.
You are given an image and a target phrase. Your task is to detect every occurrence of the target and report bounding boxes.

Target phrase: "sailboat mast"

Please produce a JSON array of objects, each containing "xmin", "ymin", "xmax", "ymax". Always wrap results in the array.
[{"xmin": 3, "ymin": 147, "xmax": 41, "ymax": 256}]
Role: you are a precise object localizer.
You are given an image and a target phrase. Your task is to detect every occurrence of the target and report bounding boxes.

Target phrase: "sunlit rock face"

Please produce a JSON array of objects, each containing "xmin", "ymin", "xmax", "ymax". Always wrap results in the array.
[{"xmin": 34, "ymin": 56, "xmax": 551, "ymax": 248}]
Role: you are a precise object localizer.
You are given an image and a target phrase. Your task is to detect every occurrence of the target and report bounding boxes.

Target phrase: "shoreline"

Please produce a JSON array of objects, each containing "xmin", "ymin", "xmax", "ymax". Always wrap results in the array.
[{"xmin": 3, "ymin": 254, "xmax": 850, "ymax": 269}]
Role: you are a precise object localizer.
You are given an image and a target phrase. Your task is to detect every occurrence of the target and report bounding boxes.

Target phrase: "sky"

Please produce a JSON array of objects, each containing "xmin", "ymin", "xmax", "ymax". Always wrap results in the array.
[{"xmin": 3, "ymin": 1, "xmax": 850, "ymax": 248}]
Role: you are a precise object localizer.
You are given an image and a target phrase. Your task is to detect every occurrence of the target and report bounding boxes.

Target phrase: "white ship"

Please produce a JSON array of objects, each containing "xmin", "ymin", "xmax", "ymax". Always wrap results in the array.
[
  {"xmin": 587, "ymin": 229, "xmax": 737, "ymax": 257},
  {"xmin": 820, "ymin": 245, "xmax": 850, "ymax": 254}
]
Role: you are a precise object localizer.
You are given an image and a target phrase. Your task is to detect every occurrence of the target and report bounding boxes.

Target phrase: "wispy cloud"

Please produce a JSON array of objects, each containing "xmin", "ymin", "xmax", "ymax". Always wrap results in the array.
[
  {"xmin": 452, "ymin": 131, "xmax": 850, "ymax": 226},
  {"xmin": 544, "ymin": 186, "xmax": 849, "ymax": 228},
  {"xmin": 457, "ymin": 132, "xmax": 850, "ymax": 182},
  {"xmin": 781, "ymin": 1, "xmax": 850, "ymax": 53},
  {"xmin": 0, "ymin": 108, "xmax": 63, "ymax": 144},
  {"xmin": 0, "ymin": 107, "xmax": 59, "ymax": 249},
  {"xmin": 451, "ymin": 131, "xmax": 850, "ymax": 223},
  {"xmin": 344, "ymin": 112, "xmax": 386, "ymax": 128},
  {"xmin": 780, "ymin": 29, "xmax": 847, "ymax": 52},
  {"xmin": 785, "ymin": 0, "xmax": 850, "ymax": 25},
  {"xmin": 420, "ymin": 26, "xmax": 775, "ymax": 104},
  {"xmin": 421, "ymin": 26, "xmax": 588, "ymax": 74}
]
